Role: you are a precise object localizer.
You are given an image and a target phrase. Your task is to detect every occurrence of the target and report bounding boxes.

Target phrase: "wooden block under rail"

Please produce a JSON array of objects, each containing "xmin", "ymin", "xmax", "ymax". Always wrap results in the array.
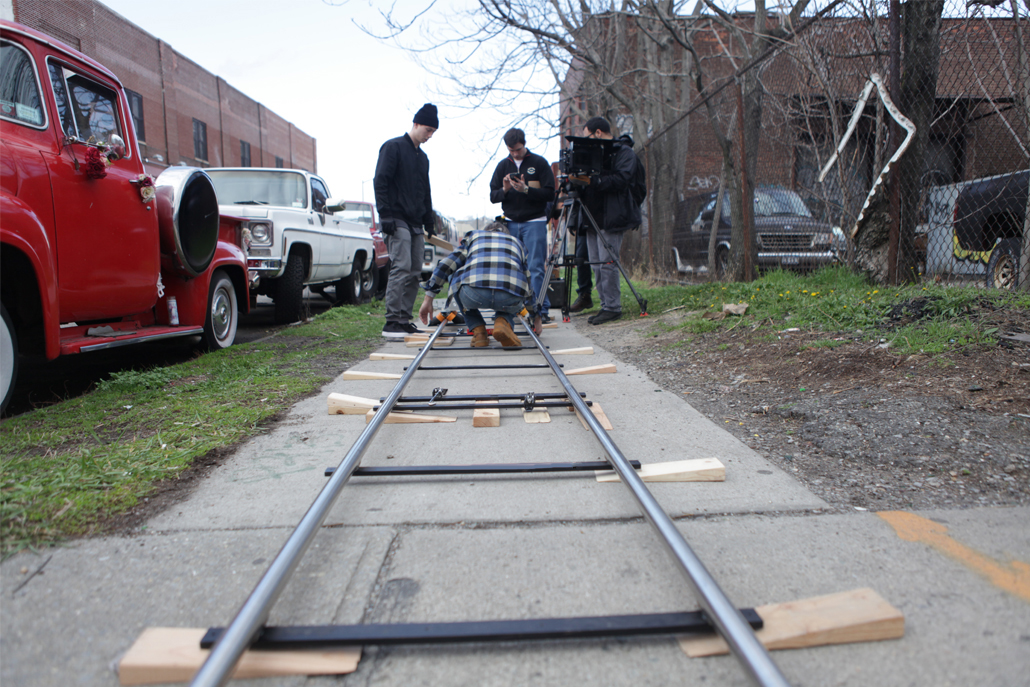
[
  {"xmin": 523, "ymin": 409, "xmax": 551, "ymax": 423},
  {"xmin": 678, "ymin": 587, "xmax": 904, "ymax": 657},
  {"xmin": 327, "ymin": 393, "xmax": 378, "ymax": 415},
  {"xmin": 343, "ymin": 370, "xmax": 402, "ymax": 381},
  {"xmin": 405, "ymin": 339, "xmax": 454, "ymax": 348},
  {"xmin": 369, "ymin": 352, "xmax": 416, "ymax": 361},
  {"xmin": 473, "ymin": 400, "xmax": 500, "ymax": 427},
  {"xmin": 595, "ymin": 458, "xmax": 725, "ymax": 483},
  {"xmin": 551, "ymin": 347, "xmax": 594, "ymax": 355},
  {"xmin": 565, "ymin": 363, "xmax": 616, "ymax": 376},
  {"xmin": 365, "ymin": 409, "xmax": 456, "ymax": 424},
  {"xmin": 118, "ymin": 627, "xmax": 360, "ymax": 685},
  {"xmin": 575, "ymin": 403, "xmax": 613, "ymax": 430}
]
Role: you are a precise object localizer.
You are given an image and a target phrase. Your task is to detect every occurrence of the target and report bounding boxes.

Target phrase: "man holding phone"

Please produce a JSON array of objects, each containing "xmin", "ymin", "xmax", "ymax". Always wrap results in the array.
[{"xmin": 489, "ymin": 128, "xmax": 556, "ymax": 322}]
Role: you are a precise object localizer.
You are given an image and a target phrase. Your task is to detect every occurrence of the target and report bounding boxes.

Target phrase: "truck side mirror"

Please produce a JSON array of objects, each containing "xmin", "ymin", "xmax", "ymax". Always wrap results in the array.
[
  {"xmin": 325, "ymin": 197, "xmax": 345, "ymax": 214},
  {"xmin": 106, "ymin": 134, "xmax": 126, "ymax": 162}
]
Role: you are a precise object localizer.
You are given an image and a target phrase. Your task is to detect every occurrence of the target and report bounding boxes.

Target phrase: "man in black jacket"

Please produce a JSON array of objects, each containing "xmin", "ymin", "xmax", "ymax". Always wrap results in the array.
[
  {"xmin": 576, "ymin": 117, "xmax": 642, "ymax": 325},
  {"xmin": 374, "ymin": 103, "xmax": 439, "ymax": 339},
  {"xmin": 489, "ymin": 128, "xmax": 556, "ymax": 321}
]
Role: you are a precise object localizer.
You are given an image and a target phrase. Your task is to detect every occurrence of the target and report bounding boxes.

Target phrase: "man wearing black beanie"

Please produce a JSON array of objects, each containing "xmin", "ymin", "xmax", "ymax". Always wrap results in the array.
[{"xmin": 374, "ymin": 103, "xmax": 439, "ymax": 338}]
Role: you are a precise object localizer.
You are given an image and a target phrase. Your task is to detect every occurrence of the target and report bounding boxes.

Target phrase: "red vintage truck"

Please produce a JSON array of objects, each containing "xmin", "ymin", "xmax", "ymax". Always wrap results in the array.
[{"xmin": 0, "ymin": 20, "xmax": 249, "ymax": 413}]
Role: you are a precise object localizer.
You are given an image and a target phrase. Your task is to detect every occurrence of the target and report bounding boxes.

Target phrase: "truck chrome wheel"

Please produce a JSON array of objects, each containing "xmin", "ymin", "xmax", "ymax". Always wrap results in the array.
[
  {"xmin": 203, "ymin": 271, "xmax": 238, "ymax": 350},
  {"xmin": 1, "ymin": 304, "xmax": 17, "ymax": 415},
  {"xmin": 985, "ymin": 238, "xmax": 1020, "ymax": 290}
]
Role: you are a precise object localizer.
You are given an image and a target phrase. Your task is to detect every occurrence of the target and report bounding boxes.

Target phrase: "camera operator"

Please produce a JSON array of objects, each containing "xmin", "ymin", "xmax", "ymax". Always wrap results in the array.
[
  {"xmin": 489, "ymin": 128, "xmax": 556, "ymax": 323},
  {"xmin": 573, "ymin": 117, "xmax": 642, "ymax": 325}
]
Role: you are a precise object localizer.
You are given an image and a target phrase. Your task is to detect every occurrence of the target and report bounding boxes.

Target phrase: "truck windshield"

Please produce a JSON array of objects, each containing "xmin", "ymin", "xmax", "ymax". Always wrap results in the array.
[
  {"xmin": 208, "ymin": 170, "xmax": 308, "ymax": 208},
  {"xmin": 754, "ymin": 189, "xmax": 812, "ymax": 217},
  {"xmin": 336, "ymin": 202, "xmax": 375, "ymax": 228}
]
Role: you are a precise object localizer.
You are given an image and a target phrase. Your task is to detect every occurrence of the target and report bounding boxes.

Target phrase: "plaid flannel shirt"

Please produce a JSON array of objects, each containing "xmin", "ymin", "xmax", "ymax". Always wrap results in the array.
[{"xmin": 420, "ymin": 230, "xmax": 534, "ymax": 310}]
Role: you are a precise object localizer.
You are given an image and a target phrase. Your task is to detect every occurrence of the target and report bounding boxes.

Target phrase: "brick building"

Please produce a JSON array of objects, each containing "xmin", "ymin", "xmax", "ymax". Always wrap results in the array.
[{"xmin": 7, "ymin": 0, "xmax": 316, "ymax": 177}]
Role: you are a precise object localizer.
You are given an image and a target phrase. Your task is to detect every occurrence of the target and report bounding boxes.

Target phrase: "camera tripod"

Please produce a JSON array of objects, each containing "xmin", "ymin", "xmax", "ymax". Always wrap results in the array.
[{"xmin": 535, "ymin": 186, "xmax": 648, "ymax": 322}]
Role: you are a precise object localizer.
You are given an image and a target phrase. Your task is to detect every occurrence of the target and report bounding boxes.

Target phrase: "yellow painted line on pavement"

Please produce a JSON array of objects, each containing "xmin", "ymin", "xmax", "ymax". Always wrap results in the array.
[{"xmin": 878, "ymin": 510, "xmax": 1030, "ymax": 603}]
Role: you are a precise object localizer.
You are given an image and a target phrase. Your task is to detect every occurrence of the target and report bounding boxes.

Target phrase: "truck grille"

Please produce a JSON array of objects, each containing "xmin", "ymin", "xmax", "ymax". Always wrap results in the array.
[{"xmin": 759, "ymin": 233, "xmax": 813, "ymax": 251}]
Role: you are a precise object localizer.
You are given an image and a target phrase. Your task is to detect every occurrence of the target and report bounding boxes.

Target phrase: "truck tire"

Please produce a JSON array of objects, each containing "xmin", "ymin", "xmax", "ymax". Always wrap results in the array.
[
  {"xmin": 274, "ymin": 253, "xmax": 305, "ymax": 323},
  {"xmin": 360, "ymin": 263, "xmax": 377, "ymax": 301},
  {"xmin": 1, "ymin": 303, "xmax": 17, "ymax": 415},
  {"xmin": 202, "ymin": 270, "xmax": 238, "ymax": 350},
  {"xmin": 338, "ymin": 268, "xmax": 363, "ymax": 305},
  {"xmin": 985, "ymin": 238, "xmax": 1020, "ymax": 290}
]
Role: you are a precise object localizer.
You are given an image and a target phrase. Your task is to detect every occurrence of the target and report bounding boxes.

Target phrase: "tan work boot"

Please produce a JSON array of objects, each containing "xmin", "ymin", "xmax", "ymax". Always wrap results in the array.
[
  {"xmin": 492, "ymin": 317, "xmax": 521, "ymax": 347},
  {"xmin": 469, "ymin": 325, "xmax": 489, "ymax": 347}
]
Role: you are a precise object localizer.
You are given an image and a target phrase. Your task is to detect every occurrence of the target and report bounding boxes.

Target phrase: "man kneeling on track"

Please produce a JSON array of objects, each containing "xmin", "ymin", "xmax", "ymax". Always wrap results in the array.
[{"xmin": 418, "ymin": 221, "xmax": 537, "ymax": 348}]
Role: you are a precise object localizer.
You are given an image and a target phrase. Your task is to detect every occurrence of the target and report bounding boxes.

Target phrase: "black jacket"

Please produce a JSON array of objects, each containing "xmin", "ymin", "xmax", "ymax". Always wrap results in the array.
[
  {"xmin": 374, "ymin": 133, "xmax": 434, "ymax": 231},
  {"xmin": 580, "ymin": 134, "xmax": 641, "ymax": 233},
  {"xmin": 489, "ymin": 151, "xmax": 556, "ymax": 222}
]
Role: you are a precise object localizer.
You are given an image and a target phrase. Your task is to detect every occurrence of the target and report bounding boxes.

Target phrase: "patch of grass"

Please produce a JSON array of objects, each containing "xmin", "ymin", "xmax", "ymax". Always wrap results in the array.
[
  {"xmin": 804, "ymin": 339, "xmax": 847, "ymax": 350},
  {"xmin": 619, "ymin": 266, "xmax": 1024, "ymax": 358},
  {"xmin": 0, "ymin": 302, "xmax": 384, "ymax": 556}
]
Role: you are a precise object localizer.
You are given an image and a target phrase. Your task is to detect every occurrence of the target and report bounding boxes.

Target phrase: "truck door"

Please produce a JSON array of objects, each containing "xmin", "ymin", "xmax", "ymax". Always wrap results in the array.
[
  {"xmin": 310, "ymin": 176, "xmax": 345, "ymax": 279},
  {"xmin": 41, "ymin": 59, "xmax": 158, "ymax": 322}
]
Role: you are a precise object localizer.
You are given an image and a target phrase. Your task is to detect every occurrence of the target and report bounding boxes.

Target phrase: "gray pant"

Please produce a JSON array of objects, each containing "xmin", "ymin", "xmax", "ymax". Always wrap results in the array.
[
  {"xmin": 587, "ymin": 228, "xmax": 623, "ymax": 313},
  {"xmin": 384, "ymin": 221, "xmax": 425, "ymax": 323}
]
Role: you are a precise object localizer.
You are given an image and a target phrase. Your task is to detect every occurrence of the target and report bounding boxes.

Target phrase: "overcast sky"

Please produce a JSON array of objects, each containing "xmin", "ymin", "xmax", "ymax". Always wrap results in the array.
[{"xmin": 100, "ymin": 0, "xmax": 560, "ymax": 221}]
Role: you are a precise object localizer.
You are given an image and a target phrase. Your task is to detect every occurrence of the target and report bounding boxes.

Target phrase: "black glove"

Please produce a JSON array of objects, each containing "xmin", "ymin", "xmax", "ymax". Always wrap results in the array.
[
  {"xmin": 380, "ymin": 219, "xmax": 396, "ymax": 236},
  {"xmin": 424, "ymin": 221, "xmax": 436, "ymax": 238}
]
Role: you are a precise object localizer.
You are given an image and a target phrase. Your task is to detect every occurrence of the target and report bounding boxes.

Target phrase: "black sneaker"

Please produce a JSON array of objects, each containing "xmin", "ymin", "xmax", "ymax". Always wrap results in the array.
[
  {"xmin": 539, "ymin": 313, "xmax": 552, "ymax": 324},
  {"xmin": 401, "ymin": 322, "xmax": 421, "ymax": 334},
  {"xmin": 590, "ymin": 310, "xmax": 621, "ymax": 325},
  {"xmin": 382, "ymin": 322, "xmax": 410, "ymax": 339}
]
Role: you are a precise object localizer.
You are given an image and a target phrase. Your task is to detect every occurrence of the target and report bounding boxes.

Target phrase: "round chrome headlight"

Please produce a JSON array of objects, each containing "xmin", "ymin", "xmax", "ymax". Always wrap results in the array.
[{"xmin": 249, "ymin": 222, "xmax": 271, "ymax": 244}]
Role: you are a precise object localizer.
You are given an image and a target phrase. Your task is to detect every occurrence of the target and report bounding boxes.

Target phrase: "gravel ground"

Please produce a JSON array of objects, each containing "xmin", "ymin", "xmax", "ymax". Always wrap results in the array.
[{"xmin": 574, "ymin": 306, "xmax": 1030, "ymax": 512}]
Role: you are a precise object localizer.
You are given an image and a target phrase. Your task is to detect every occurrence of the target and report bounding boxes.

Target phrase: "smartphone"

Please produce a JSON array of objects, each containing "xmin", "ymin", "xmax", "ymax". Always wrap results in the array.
[{"xmin": 508, "ymin": 172, "xmax": 523, "ymax": 182}]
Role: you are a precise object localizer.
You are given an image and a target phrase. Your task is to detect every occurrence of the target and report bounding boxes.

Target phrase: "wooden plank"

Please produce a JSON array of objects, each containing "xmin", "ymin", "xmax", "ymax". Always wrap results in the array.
[
  {"xmin": 473, "ymin": 400, "xmax": 500, "ymax": 428},
  {"xmin": 118, "ymin": 627, "xmax": 360, "ymax": 685},
  {"xmin": 369, "ymin": 352, "xmax": 416, "ymax": 361},
  {"xmin": 342, "ymin": 371, "xmax": 402, "ymax": 381},
  {"xmin": 595, "ymin": 458, "xmax": 725, "ymax": 483},
  {"xmin": 523, "ymin": 409, "xmax": 551, "ymax": 423},
  {"xmin": 427, "ymin": 235, "xmax": 454, "ymax": 252},
  {"xmin": 678, "ymin": 588, "xmax": 904, "ymax": 657},
  {"xmin": 551, "ymin": 347, "xmax": 594, "ymax": 355},
  {"xmin": 327, "ymin": 393, "xmax": 378, "ymax": 415},
  {"xmin": 575, "ymin": 403, "xmax": 614, "ymax": 430},
  {"xmin": 405, "ymin": 338, "xmax": 454, "ymax": 348},
  {"xmin": 365, "ymin": 409, "xmax": 456, "ymax": 424},
  {"xmin": 542, "ymin": 322, "xmax": 558, "ymax": 329},
  {"xmin": 566, "ymin": 363, "xmax": 616, "ymax": 376}
]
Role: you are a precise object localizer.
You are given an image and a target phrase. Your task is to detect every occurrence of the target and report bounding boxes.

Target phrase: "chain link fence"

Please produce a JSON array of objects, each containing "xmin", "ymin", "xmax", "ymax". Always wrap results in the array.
[{"xmin": 614, "ymin": 0, "xmax": 1029, "ymax": 290}]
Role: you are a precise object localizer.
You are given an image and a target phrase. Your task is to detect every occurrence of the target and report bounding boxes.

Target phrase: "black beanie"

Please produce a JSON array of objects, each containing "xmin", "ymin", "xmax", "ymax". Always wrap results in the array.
[{"xmin": 413, "ymin": 103, "xmax": 439, "ymax": 129}]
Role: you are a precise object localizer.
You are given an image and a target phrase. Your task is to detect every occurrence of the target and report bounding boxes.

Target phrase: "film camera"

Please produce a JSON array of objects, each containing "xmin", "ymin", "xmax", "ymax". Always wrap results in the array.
[{"xmin": 558, "ymin": 135, "xmax": 615, "ymax": 178}]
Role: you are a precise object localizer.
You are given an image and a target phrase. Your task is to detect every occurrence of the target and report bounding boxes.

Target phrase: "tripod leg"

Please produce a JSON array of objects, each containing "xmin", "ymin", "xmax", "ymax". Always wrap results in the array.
[{"xmin": 577, "ymin": 203, "xmax": 649, "ymax": 317}]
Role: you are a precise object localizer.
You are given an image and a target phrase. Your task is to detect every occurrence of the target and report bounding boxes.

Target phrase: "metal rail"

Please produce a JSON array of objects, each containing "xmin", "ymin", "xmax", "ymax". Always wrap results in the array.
[
  {"xmin": 516, "ymin": 315, "xmax": 790, "ymax": 687},
  {"xmin": 191, "ymin": 314, "xmax": 790, "ymax": 687},
  {"xmin": 189, "ymin": 320, "xmax": 449, "ymax": 687}
]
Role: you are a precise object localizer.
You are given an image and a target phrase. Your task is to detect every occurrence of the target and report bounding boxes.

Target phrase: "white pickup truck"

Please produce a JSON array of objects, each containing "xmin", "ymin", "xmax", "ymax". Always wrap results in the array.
[{"xmin": 207, "ymin": 168, "xmax": 377, "ymax": 323}]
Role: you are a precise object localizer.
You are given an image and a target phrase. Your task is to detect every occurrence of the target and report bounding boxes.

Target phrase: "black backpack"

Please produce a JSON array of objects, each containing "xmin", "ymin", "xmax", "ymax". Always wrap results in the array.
[{"xmin": 630, "ymin": 153, "xmax": 647, "ymax": 207}]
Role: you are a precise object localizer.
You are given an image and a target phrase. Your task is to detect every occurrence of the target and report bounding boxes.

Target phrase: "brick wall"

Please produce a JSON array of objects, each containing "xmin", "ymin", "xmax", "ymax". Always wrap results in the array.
[{"xmin": 13, "ymin": 0, "xmax": 315, "ymax": 174}]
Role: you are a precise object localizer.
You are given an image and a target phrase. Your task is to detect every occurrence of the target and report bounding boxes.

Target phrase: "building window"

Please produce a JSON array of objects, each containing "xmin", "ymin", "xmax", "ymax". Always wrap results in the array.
[
  {"xmin": 275, "ymin": 155, "xmax": 284, "ymax": 168},
  {"xmin": 192, "ymin": 118, "xmax": 207, "ymax": 161},
  {"xmin": 126, "ymin": 89, "xmax": 144, "ymax": 142},
  {"xmin": 241, "ymin": 140, "xmax": 251, "ymax": 167}
]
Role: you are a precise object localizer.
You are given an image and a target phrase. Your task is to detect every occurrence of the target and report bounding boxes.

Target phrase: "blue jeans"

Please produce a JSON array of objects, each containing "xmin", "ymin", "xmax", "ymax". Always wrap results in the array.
[
  {"xmin": 506, "ymin": 220, "xmax": 549, "ymax": 312},
  {"xmin": 455, "ymin": 285, "xmax": 524, "ymax": 330}
]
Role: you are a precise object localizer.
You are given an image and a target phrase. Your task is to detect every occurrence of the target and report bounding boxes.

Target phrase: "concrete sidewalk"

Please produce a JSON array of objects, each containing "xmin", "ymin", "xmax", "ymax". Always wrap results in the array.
[{"xmin": 2, "ymin": 316, "xmax": 1028, "ymax": 686}]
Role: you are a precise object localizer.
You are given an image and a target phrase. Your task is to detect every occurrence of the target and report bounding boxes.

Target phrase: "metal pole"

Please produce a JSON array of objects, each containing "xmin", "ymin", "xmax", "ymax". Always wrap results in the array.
[
  {"xmin": 518, "ymin": 317, "xmax": 791, "ymax": 687},
  {"xmin": 189, "ymin": 319, "xmax": 448, "ymax": 687}
]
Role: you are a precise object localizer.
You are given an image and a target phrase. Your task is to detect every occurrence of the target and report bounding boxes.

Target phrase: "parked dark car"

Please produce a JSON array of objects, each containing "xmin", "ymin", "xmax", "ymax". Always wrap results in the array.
[
  {"xmin": 672, "ymin": 186, "xmax": 845, "ymax": 278},
  {"xmin": 953, "ymin": 169, "xmax": 1027, "ymax": 290}
]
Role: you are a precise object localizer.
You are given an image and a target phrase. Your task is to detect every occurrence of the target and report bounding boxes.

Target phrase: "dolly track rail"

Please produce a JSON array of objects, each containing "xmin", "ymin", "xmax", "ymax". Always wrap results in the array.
[
  {"xmin": 191, "ymin": 316, "xmax": 789, "ymax": 687},
  {"xmin": 189, "ymin": 320, "xmax": 449, "ymax": 687}
]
